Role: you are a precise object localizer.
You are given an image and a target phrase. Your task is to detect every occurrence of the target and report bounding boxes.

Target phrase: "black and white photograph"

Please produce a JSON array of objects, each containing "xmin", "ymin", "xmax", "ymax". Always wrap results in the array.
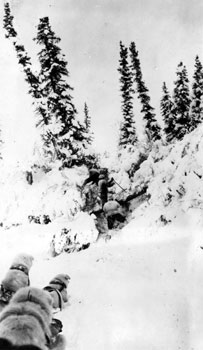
[{"xmin": 0, "ymin": 0, "xmax": 202, "ymax": 349}]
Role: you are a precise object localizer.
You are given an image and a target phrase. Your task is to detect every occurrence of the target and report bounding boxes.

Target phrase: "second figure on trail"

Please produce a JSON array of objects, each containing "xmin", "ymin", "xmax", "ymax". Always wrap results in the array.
[
  {"xmin": 98, "ymin": 168, "xmax": 115, "ymax": 208},
  {"xmin": 82, "ymin": 167, "xmax": 114, "ymax": 210},
  {"xmin": 82, "ymin": 167, "xmax": 115, "ymax": 235}
]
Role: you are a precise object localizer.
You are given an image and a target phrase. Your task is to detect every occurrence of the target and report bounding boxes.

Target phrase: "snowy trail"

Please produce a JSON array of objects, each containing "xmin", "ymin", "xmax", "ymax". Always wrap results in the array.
[{"xmin": 28, "ymin": 231, "xmax": 191, "ymax": 350}]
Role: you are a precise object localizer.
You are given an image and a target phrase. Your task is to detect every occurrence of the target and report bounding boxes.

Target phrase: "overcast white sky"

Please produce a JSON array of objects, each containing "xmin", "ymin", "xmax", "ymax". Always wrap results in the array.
[{"xmin": 0, "ymin": 0, "xmax": 203, "ymax": 154}]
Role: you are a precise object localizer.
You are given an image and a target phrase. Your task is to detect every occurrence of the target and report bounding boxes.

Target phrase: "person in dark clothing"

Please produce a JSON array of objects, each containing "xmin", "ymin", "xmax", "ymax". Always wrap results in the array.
[
  {"xmin": 98, "ymin": 168, "xmax": 115, "ymax": 208},
  {"xmin": 82, "ymin": 167, "xmax": 115, "ymax": 209},
  {"xmin": 82, "ymin": 168, "xmax": 100, "ymax": 188},
  {"xmin": 82, "ymin": 168, "xmax": 115, "ymax": 235}
]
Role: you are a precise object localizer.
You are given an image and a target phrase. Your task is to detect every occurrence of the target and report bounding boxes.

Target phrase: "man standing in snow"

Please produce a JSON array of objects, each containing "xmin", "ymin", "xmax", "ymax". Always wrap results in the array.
[
  {"xmin": 98, "ymin": 168, "xmax": 115, "ymax": 208},
  {"xmin": 82, "ymin": 167, "xmax": 115, "ymax": 210},
  {"xmin": 82, "ymin": 167, "xmax": 115, "ymax": 235}
]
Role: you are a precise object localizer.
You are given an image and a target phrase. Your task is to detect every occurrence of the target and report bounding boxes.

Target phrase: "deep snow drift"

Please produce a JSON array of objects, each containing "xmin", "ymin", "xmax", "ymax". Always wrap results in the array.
[
  {"xmin": 0, "ymin": 223, "xmax": 193, "ymax": 350},
  {"xmin": 0, "ymin": 126, "xmax": 203, "ymax": 349}
]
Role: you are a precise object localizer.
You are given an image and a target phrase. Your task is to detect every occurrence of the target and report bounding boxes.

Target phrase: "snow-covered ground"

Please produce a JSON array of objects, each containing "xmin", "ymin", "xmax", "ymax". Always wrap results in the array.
[
  {"xmin": 1, "ymin": 125, "xmax": 203, "ymax": 349},
  {"xmin": 0, "ymin": 222, "xmax": 194, "ymax": 350}
]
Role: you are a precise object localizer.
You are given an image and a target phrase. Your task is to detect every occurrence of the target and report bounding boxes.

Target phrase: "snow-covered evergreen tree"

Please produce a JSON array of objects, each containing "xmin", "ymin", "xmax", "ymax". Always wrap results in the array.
[
  {"xmin": 190, "ymin": 56, "xmax": 203, "ymax": 131},
  {"xmin": 3, "ymin": 3, "xmax": 40, "ymax": 100},
  {"xmin": 4, "ymin": 5, "xmax": 87, "ymax": 168},
  {"xmin": 129, "ymin": 41, "xmax": 161, "ymax": 143},
  {"xmin": 4, "ymin": 3, "xmax": 58, "ymax": 166},
  {"xmin": 34, "ymin": 17, "xmax": 87, "ymax": 165},
  {"xmin": 161, "ymin": 82, "xmax": 176, "ymax": 143},
  {"xmin": 14, "ymin": 44, "xmax": 41, "ymax": 100},
  {"xmin": 173, "ymin": 62, "xmax": 191, "ymax": 140},
  {"xmin": 118, "ymin": 41, "xmax": 137, "ymax": 148},
  {"xmin": 84, "ymin": 102, "xmax": 93, "ymax": 145},
  {"xmin": 3, "ymin": 2, "xmax": 17, "ymax": 39}
]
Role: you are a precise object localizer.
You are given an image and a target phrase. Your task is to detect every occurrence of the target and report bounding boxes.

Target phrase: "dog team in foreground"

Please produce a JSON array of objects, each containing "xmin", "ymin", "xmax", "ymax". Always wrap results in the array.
[{"xmin": 0, "ymin": 253, "xmax": 70, "ymax": 350}]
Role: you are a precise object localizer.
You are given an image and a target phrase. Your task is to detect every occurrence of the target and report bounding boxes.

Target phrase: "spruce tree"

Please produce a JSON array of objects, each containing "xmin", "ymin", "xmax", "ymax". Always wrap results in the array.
[
  {"xmin": 4, "ymin": 4, "xmax": 87, "ymax": 167},
  {"xmin": 173, "ymin": 62, "xmax": 191, "ymax": 140},
  {"xmin": 14, "ymin": 44, "xmax": 41, "ymax": 100},
  {"xmin": 129, "ymin": 41, "xmax": 161, "ymax": 143},
  {"xmin": 3, "ymin": 3, "xmax": 56, "ymax": 161},
  {"xmin": 3, "ymin": 2, "xmax": 17, "ymax": 39},
  {"xmin": 84, "ymin": 102, "xmax": 93, "ymax": 145},
  {"xmin": 118, "ymin": 41, "xmax": 137, "ymax": 148},
  {"xmin": 161, "ymin": 82, "xmax": 176, "ymax": 142},
  {"xmin": 34, "ymin": 17, "xmax": 86, "ymax": 164},
  {"xmin": 3, "ymin": 3, "xmax": 40, "ymax": 100},
  {"xmin": 190, "ymin": 55, "xmax": 203, "ymax": 131}
]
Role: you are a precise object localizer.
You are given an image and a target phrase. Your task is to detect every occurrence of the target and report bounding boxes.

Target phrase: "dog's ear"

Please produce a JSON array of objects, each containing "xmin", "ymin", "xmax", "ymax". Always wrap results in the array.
[{"xmin": 0, "ymin": 338, "xmax": 13, "ymax": 349}]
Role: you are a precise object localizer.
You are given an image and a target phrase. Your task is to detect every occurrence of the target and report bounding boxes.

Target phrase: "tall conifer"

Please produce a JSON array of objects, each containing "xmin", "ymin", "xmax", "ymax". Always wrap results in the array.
[
  {"xmin": 84, "ymin": 102, "xmax": 93, "ymax": 145},
  {"xmin": 3, "ymin": 3, "xmax": 40, "ymax": 100},
  {"xmin": 173, "ymin": 62, "xmax": 191, "ymax": 140},
  {"xmin": 118, "ymin": 41, "xmax": 137, "ymax": 148},
  {"xmin": 129, "ymin": 41, "xmax": 161, "ymax": 143},
  {"xmin": 3, "ymin": 2, "xmax": 17, "ymax": 39},
  {"xmin": 190, "ymin": 55, "xmax": 203, "ymax": 131},
  {"xmin": 4, "ymin": 4, "xmax": 86, "ymax": 167},
  {"xmin": 34, "ymin": 17, "xmax": 86, "ymax": 163},
  {"xmin": 161, "ymin": 82, "xmax": 175, "ymax": 142}
]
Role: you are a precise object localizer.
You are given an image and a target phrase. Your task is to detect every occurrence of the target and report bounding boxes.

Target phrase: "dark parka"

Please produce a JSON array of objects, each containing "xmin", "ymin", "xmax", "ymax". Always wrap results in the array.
[{"xmin": 98, "ymin": 173, "xmax": 115, "ymax": 207}]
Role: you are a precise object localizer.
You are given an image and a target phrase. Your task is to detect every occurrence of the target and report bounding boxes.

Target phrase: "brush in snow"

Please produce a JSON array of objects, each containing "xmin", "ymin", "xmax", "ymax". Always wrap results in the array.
[
  {"xmin": 28, "ymin": 215, "xmax": 51, "ymax": 225},
  {"xmin": 28, "ymin": 215, "xmax": 41, "ymax": 224}
]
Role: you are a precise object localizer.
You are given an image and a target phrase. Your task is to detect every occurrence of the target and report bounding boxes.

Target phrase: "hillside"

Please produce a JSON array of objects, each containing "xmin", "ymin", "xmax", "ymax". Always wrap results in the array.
[{"xmin": 0, "ymin": 125, "xmax": 202, "ymax": 349}]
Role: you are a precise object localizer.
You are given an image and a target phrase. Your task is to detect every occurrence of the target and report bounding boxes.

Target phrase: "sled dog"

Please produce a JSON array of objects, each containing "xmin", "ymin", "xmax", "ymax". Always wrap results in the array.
[
  {"xmin": 0, "ymin": 287, "xmax": 53, "ymax": 350},
  {"xmin": 43, "ymin": 274, "xmax": 70, "ymax": 311},
  {"xmin": 0, "ymin": 253, "xmax": 34, "ymax": 309}
]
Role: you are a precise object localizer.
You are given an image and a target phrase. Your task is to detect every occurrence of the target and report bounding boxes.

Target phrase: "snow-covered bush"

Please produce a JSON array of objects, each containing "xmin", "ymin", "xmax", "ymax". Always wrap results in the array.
[
  {"xmin": 0, "ymin": 163, "xmax": 88, "ymax": 226},
  {"xmin": 102, "ymin": 142, "xmax": 151, "ymax": 202},
  {"xmin": 127, "ymin": 125, "xmax": 203, "ymax": 226},
  {"xmin": 50, "ymin": 212, "xmax": 98, "ymax": 255}
]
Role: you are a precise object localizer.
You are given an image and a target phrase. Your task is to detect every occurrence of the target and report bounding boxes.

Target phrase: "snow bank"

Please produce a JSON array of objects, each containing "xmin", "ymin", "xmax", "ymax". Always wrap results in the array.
[
  {"xmin": 0, "ymin": 163, "xmax": 87, "ymax": 226},
  {"xmin": 0, "ymin": 110, "xmax": 203, "ymax": 350},
  {"xmin": 117, "ymin": 125, "xmax": 203, "ymax": 241}
]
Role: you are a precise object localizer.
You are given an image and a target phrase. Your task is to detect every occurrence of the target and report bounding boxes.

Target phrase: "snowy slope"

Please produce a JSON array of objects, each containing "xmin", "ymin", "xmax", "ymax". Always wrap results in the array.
[
  {"xmin": 0, "ymin": 125, "xmax": 203, "ymax": 349},
  {"xmin": 0, "ymin": 223, "xmax": 193, "ymax": 350}
]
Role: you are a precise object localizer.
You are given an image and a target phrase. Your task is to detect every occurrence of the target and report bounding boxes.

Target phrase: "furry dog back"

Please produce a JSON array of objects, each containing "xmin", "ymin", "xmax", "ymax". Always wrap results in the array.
[
  {"xmin": 1, "ymin": 253, "xmax": 34, "ymax": 293},
  {"xmin": 0, "ymin": 287, "xmax": 53, "ymax": 350}
]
